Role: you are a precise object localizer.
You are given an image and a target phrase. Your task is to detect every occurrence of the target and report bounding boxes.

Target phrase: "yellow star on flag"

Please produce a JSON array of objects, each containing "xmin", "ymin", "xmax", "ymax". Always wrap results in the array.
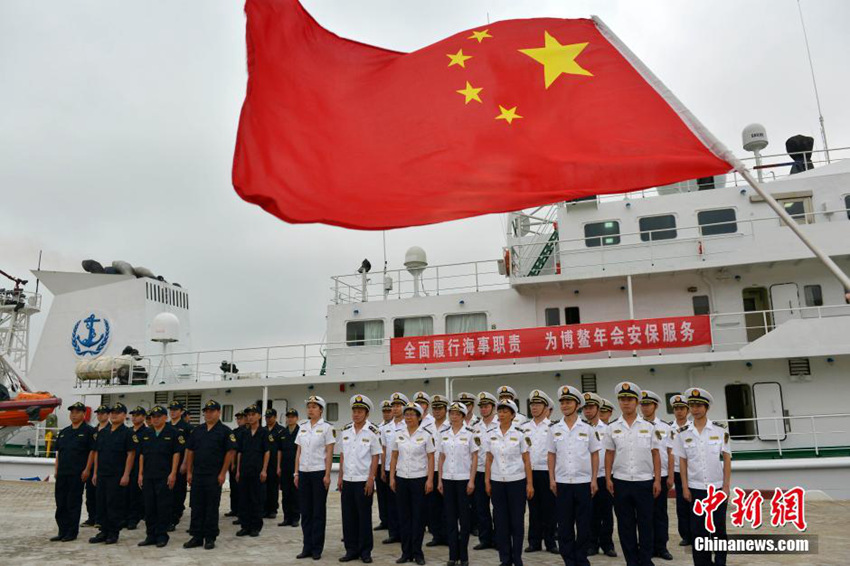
[
  {"xmin": 447, "ymin": 49, "xmax": 472, "ymax": 68},
  {"xmin": 468, "ymin": 29, "xmax": 492, "ymax": 43},
  {"xmin": 495, "ymin": 105, "xmax": 522, "ymax": 124},
  {"xmin": 519, "ymin": 31, "xmax": 592, "ymax": 88},
  {"xmin": 456, "ymin": 81, "xmax": 483, "ymax": 104}
]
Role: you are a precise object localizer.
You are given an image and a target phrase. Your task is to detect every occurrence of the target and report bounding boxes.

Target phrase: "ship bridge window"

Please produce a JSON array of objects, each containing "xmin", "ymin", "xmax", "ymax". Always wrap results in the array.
[
  {"xmin": 446, "ymin": 313, "xmax": 488, "ymax": 333},
  {"xmin": 326, "ymin": 402, "xmax": 339, "ymax": 422},
  {"xmin": 780, "ymin": 197, "xmax": 813, "ymax": 225},
  {"xmin": 346, "ymin": 319, "xmax": 384, "ymax": 347},
  {"xmin": 222, "ymin": 405, "xmax": 234, "ymax": 422},
  {"xmin": 804, "ymin": 285, "xmax": 823, "ymax": 307},
  {"xmin": 565, "ymin": 307, "xmax": 580, "ymax": 324},
  {"xmin": 698, "ymin": 208, "xmax": 737, "ymax": 236},
  {"xmin": 692, "ymin": 295, "xmax": 710, "ymax": 316},
  {"xmin": 639, "ymin": 215, "xmax": 677, "ymax": 241},
  {"xmin": 544, "ymin": 308, "xmax": 560, "ymax": 327},
  {"xmin": 584, "ymin": 220, "xmax": 620, "ymax": 247},
  {"xmin": 393, "ymin": 316, "xmax": 433, "ymax": 338}
]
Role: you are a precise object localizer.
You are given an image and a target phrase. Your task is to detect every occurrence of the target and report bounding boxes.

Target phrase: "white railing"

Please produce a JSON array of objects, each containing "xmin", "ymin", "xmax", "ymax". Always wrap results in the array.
[
  {"xmin": 508, "ymin": 205, "xmax": 850, "ymax": 278},
  {"xmin": 718, "ymin": 413, "xmax": 850, "ymax": 457}
]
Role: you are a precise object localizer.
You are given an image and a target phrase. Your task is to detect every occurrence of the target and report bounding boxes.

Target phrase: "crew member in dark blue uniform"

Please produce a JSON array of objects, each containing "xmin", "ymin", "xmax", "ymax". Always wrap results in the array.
[
  {"xmin": 126, "ymin": 405, "xmax": 147, "ymax": 530},
  {"xmin": 226, "ymin": 411, "xmax": 246, "ymax": 520},
  {"xmin": 184, "ymin": 399, "xmax": 237, "ymax": 550},
  {"xmin": 278, "ymin": 408, "xmax": 301, "ymax": 527},
  {"xmin": 82, "ymin": 404, "xmax": 110, "ymax": 528},
  {"xmin": 89, "ymin": 402, "xmax": 136, "ymax": 545},
  {"xmin": 168, "ymin": 400, "xmax": 192, "ymax": 530},
  {"xmin": 137, "ymin": 405, "xmax": 180, "ymax": 548},
  {"xmin": 52, "ymin": 402, "xmax": 95, "ymax": 542},
  {"xmin": 236, "ymin": 404, "xmax": 270, "ymax": 537},
  {"xmin": 264, "ymin": 407, "xmax": 283, "ymax": 518}
]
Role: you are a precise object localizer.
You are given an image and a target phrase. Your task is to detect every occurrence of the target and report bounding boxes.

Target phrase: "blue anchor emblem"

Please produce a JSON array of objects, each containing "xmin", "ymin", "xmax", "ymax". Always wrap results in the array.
[{"xmin": 72, "ymin": 313, "xmax": 111, "ymax": 356}]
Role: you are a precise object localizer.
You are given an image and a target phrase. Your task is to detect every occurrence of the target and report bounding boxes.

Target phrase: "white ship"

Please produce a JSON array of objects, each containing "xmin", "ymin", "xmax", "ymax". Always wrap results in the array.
[{"xmin": 2, "ymin": 127, "xmax": 850, "ymax": 498}]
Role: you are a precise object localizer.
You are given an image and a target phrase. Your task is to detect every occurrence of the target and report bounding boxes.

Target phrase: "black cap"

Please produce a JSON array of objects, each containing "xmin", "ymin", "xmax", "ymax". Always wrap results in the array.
[
  {"xmin": 244, "ymin": 404, "xmax": 259, "ymax": 414},
  {"xmin": 183, "ymin": 409, "xmax": 192, "ymax": 417},
  {"xmin": 285, "ymin": 408, "xmax": 298, "ymax": 417},
  {"xmin": 95, "ymin": 404, "xmax": 110, "ymax": 414},
  {"xmin": 129, "ymin": 406, "xmax": 147, "ymax": 416},
  {"xmin": 265, "ymin": 408, "xmax": 277, "ymax": 417},
  {"xmin": 168, "ymin": 400, "xmax": 184, "ymax": 411},
  {"xmin": 149, "ymin": 405, "xmax": 167, "ymax": 417},
  {"xmin": 111, "ymin": 402, "xmax": 127, "ymax": 414},
  {"xmin": 67, "ymin": 402, "xmax": 86, "ymax": 412},
  {"xmin": 202, "ymin": 400, "xmax": 221, "ymax": 411},
  {"xmin": 235, "ymin": 411, "xmax": 245, "ymax": 418}
]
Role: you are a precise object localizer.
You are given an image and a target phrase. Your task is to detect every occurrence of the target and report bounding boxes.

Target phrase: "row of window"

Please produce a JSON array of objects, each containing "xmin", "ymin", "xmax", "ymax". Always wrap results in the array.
[
  {"xmin": 145, "ymin": 281, "xmax": 189, "ymax": 309},
  {"xmin": 346, "ymin": 312, "xmax": 489, "ymax": 346}
]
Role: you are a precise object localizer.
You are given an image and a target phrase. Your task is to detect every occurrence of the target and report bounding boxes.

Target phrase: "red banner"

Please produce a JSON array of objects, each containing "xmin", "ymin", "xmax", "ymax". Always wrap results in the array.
[{"xmin": 390, "ymin": 315, "xmax": 711, "ymax": 365}]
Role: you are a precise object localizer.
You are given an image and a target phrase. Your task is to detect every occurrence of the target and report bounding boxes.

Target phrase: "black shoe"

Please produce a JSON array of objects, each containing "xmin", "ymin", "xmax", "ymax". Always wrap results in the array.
[
  {"xmin": 224, "ymin": 511, "xmax": 237, "ymax": 517},
  {"xmin": 473, "ymin": 542, "xmax": 492, "ymax": 550},
  {"xmin": 679, "ymin": 539, "xmax": 691, "ymax": 546},
  {"xmin": 374, "ymin": 523, "xmax": 387, "ymax": 531},
  {"xmin": 104, "ymin": 537, "xmax": 118, "ymax": 545},
  {"xmin": 657, "ymin": 549, "xmax": 673, "ymax": 560},
  {"xmin": 185, "ymin": 528, "xmax": 191, "ymax": 533},
  {"xmin": 604, "ymin": 547, "xmax": 618, "ymax": 557},
  {"xmin": 249, "ymin": 530, "xmax": 260, "ymax": 537},
  {"xmin": 264, "ymin": 512, "xmax": 277, "ymax": 519},
  {"xmin": 339, "ymin": 555, "xmax": 357, "ymax": 562},
  {"xmin": 232, "ymin": 519, "xmax": 241, "ymax": 525},
  {"xmin": 204, "ymin": 539, "xmax": 216, "ymax": 550},
  {"xmin": 297, "ymin": 551, "xmax": 312, "ymax": 559},
  {"xmin": 459, "ymin": 562, "xmax": 469, "ymax": 566},
  {"xmin": 524, "ymin": 545, "xmax": 541, "ymax": 553},
  {"xmin": 236, "ymin": 528, "xmax": 250, "ymax": 537},
  {"xmin": 290, "ymin": 519, "xmax": 300, "ymax": 527},
  {"xmin": 362, "ymin": 558, "xmax": 373, "ymax": 564},
  {"xmin": 446, "ymin": 561, "xmax": 456, "ymax": 566},
  {"xmin": 587, "ymin": 547, "xmax": 598, "ymax": 556},
  {"xmin": 278, "ymin": 520, "xmax": 289, "ymax": 527},
  {"xmin": 167, "ymin": 524, "xmax": 176, "ymax": 532},
  {"xmin": 61, "ymin": 536, "xmax": 77, "ymax": 542},
  {"xmin": 395, "ymin": 556, "xmax": 411, "ymax": 564},
  {"xmin": 138, "ymin": 538, "xmax": 157, "ymax": 547},
  {"xmin": 470, "ymin": 527, "xmax": 478, "ymax": 537},
  {"xmin": 88, "ymin": 533, "xmax": 107, "ymax": 544},
  {"xmin": 81, "ymin": 519, "xmax": 95, "ymax": 527},
  {"xmin": 426, "ymin": 538, "xmax": 443, "ymax": 547},
  {"xmin": 183, "ymin": 537, "xmax": 203, "ymax": 549},
  {"xmin": 50, "ymin": 535, "xmax": 64, "ymax": 542},
  {"xmin": 383, "ymin": 537, "xmax": 400, "ymax": 544},
  {"xmin": 547, "ymin": 546, "xmax": 559, "ymax": 554},
  {"xmin": 415, "ymin": 559, "xmax": 425, "ymax": 565},
  {"xmin": 126, "ymin": 522, "xmax": 138, "ymax": 531},
  {"xmin": 156, "ymin": 540, "xmax": 168, "ymax": 548},
  {"xmin": 312, "ymin": 555, "xmax": 322, "ymax": 561}
]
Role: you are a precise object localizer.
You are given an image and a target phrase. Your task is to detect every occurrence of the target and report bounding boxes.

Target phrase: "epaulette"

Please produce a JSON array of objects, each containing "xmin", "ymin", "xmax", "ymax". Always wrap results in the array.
[
  {"xmin": 464, "ymin": 425, "xmax": 475, "ymax": 433},
  {"xmin": 663, "ymin": 420, "xmax": 673, "ymax": 427},
  {"xmin": 368, "ymin": 424, "xmax": 380, "ymax": 434},
  {"xmin": 421, "ymin": 427, "xmax": 433, "ymax": 436},
  {"xmin": 678, "ymin": 423, "xmax": 691, "ymax": 433},
  {"xmin": 714, "ymin": 421, "xmax": 728, "ymax": 429},
  {"xmin": 343, "ymin": 422, "xmax": 353, "ymax": 430},
  {"xmin": 299, "ymin": 419, "xmax": 308, "ymax": 426},
  {"xmin": 439, "ymin": 423, "xmax": 451, "ymax": 432},
  {"xmin": 550, "ymin": 419, "xmax": 561, "ymax": 426}
]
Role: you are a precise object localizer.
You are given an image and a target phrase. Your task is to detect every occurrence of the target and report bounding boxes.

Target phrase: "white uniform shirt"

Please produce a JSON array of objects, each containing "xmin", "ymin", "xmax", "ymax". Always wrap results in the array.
[
  {"xmin": 487, "ymin": 423, "xmax": 529, "ymax": 482},
  {"xmin": 512, "ymin": 412, "xmax": 529, "ymax": 425},
  {"xmin": 651, "ymin": 417, "xmax": 674, "ymax": 478},
  {"xmin": 295, "ymin": 418, "xmax": 336, "ymax": 473},
  {"xmin": 421, "ymin": 414, "xmax": 435, "ymax": 430},
  {"xmin": 593, "ymin": 420, "xmax": 609, "ymax": 478},
  {"xmin": 474, "ymin": 419, "xmax": 498, "ymax": 473},
  {"xmin": 431, "ymin": 420, "xmax": 448, "ymax": 453},
  {"xmin": 671, "ymin": 418, "xmax": 692, "ymax": 474},
  {"xmin": 548, "ymin": 418, "xmax": 602, "ymax": 484},
  {"xmin": 391, "ymin": 425, "xmax": 436, "ymax": 479},
  {"xmin": 522, "ymin": 417, "xmax": 551, "ymax": 471},
  {"xmin": 673, "ymin": 420, "xmax": 731, "ymax": 490},
  {"xmin": 381, "ymin": 419, "xmax": 404, "ymax": 472},
  {"xmin": 339, "ymin": 421, "xmax": 382, "ymax": 482},
  {"xmin": 602, "ymin": 415, "xmax": 661, "ymax": 482},
  {"xmin": 439, "ymin": 424, "xmax": 478, "ymax": 481}
]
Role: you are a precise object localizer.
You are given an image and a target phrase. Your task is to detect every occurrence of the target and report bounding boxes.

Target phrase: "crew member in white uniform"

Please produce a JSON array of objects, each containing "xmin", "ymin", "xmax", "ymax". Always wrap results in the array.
[
  {"xmin": 674, "ymin": 388, "xmax": 731, "ymax": 566},
  {"xmin": 456, "ymin": 392, "xmax": 479, "ymax": 538},
  {"xmin": 381, "ymin": 392, "xmax": 408, "ymax": 544},
  {"xmin": 497, "ymin": 385, "xmax": 528, "ymax": 424},
  {"xmin": 375, "ymin": 399, "xmax": 394, "ymax": 532},
  {"xmin": 390, "ymin": 402, "xmax": 435, "ymax": 565},
  {"xmin": 548, "ymin": 385, "xmax": 602, "ymax": 566},
  {"xmin": 523, "ymin": 389, "xmax": 557, "ymax": 554},
  {"xmin": 337, "ymin": 395, "xmax": 382, "ymax": 563},
  {"xmin": 438, "ymin": 401, "xmax": 478, "ymax": 566},
  {"xmin": 472, "ymin": 392, "xmax": 498, "ymax": 551},
  {"xmin": 603, "ymin": 382, "xmax": 662, "ymax": 566},
  {"xmin": 582, "ymin": 391, "xmax": 616, "ymax": 558},
  {"xmin": 485, "ymin": 399, "xmax": 534, "ymax": 566},
  {"xmin": 427, "ymin": 394, "xmax": 449, "ymax": 547},
  {"xmin": 640, "ymin": 389, "xmax": 675, "ymax": 561},
  {"xmin": 670, "ymin": 393, "xmax": 693, "ymax": 548},
  {"xmin": 293, "ymin": 395, "xmax": 336, "ymax": 560},
  {"xmin": 414, "ymin": 391, "xmax": 436, "ymax": 430},
  {"xmin": 599, "ymin": 399, "xmax": 615, "ymax": 425}
]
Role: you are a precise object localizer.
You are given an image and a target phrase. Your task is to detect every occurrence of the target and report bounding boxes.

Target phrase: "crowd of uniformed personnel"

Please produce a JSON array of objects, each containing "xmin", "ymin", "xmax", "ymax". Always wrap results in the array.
[{"xmin": 52, "ymin": 383, "xmax": 731, "ymax": 566}]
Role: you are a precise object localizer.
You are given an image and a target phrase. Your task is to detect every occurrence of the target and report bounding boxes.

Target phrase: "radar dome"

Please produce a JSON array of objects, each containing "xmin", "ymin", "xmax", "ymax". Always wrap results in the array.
[
  {"xmin": 742, "ymin": 124, "xmax": 769, "ymax": 152},
  {"xmin": 404, "ymin": 246, "xmax": 428, "ymax": 271},
  {"xmin": 151, "ymin": 312, "xmax": 180, "ymax": 343}
]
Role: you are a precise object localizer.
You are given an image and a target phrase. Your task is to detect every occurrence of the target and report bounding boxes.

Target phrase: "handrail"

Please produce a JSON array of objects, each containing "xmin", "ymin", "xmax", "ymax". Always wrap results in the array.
[{"xmin": 713, "ymin": 413, "xmax": 850, "ymax": 457}]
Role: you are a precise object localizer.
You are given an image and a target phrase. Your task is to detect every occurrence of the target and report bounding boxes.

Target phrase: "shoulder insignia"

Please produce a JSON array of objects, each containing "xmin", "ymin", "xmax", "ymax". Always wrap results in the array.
[
  {"xmin": 464, "ymin": 426, "xmax": 475, "ymax": 433},
  {"xmin": 473, "ymin": 436, "xmax": 481, "ymax": 446},
  {"xmin": 550, "ymin": 419, "xmax": 561, "ymax": 425},
  {"xmin": 229, "ymin": 433, "xmax": 237, "ymax": 442},
  {"xmin": 715, "ymin": 421, "xmax": 728, "ymax": 429},
  {"xmin": 678, "ymin": 424, "xmax": 690, "ymax": 433},
  {"xmin": 343, "ymin": 422, "xmax": 353, "ymax": 430},
  {"xmin": 663, "ymin": 420, "xmax": 672, "ymax": 427},
  {"xmin": 524, "ymin": 436, "xmax": 532, "ymax": 447},
  {"xmin": 369, "ymin": 424, "xmax": 379, "ymax": 433}
]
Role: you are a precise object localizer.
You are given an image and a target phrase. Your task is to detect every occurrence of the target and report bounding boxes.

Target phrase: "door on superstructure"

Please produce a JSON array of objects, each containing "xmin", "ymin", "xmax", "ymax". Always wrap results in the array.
[
  {"xmin": 724, "ymin": 383, "xmax": 756, "ymax": 441},
  {"xmin": 753, "ymin": 382, "xmax": 787, "ymax": 441},
  {"xmin": 742, "ymin": 287, "xmax": 773, "ymax": 342},
  {"xmin": 769, "ymin": 283, "xmax": 801, "ymax": 326}
]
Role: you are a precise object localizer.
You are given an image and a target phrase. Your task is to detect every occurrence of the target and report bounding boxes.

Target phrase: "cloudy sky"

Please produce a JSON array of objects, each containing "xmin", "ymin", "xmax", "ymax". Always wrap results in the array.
[{"xmin": 2, "ymin": 0, "xmax": 848, "ymax": 356}]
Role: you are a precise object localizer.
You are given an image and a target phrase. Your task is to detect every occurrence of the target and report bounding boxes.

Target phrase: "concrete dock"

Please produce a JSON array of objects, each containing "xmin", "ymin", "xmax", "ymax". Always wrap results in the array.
[{"xmin": 0, "ymin": 481, "xmax": 846, "ymax": 565}]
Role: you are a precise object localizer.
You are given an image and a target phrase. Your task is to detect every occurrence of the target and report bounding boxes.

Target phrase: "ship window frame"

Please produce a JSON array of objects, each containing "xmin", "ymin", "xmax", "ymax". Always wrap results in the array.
[
  {"xmin": 564, "ymin": 307, "xmax": 581, "ymax": 325},
  {"xmin": 803, "ymin": 284, "xmax": 823, "ymax": 307},
  {"xmin": 222, "ymin": 404, "xmax": 234, "ymax": 422},
  {"xmin": 445, "ymin": 312, "xmax": 488, "ymax": 334},
  {"xmin": 544, "ymin": 308, "xmax": 560, "ymax": 327},
  {"xmin": 638, "ymin": 214, "xmax": 678, "ymax": 242},
  {"xmin": 583, "ymin": 220, "xmax": 621, "ymax": 248},
  {"xmin": 326, "ymin": 402, "xmax": 339, "ymax": 422},
  {"xmin": 392, "ymin": 316, "xmax": 434, "ymax": 339},
  {"xmin": 697, "ymin": 208, "xmax": 737, "ymax": 236},
  {"xmin": 844, "ymin": 195, "xmax": 850, "ymax": 220},
  {"xmin": 345, "ymin": 319, "xmax": 385, "ymax": 347},
  {"xmin": 692, "ymin": 295, "xmax": 710, "ymax": 316},
  {"xmin": 778, "ymin": 196, "xmax": 814, "ymax": 225}
]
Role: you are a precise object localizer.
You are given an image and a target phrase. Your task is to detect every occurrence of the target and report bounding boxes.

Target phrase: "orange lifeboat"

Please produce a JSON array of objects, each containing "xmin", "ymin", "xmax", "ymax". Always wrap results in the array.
[{"xmin": 0, "ymin": 392, "xmax": 62, "ymax": 427}]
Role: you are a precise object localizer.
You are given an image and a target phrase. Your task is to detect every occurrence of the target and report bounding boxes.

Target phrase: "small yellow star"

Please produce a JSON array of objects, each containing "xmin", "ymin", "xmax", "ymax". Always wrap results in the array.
[
  {"xmin": 447, "ymin": 49, "xmax": 473, "ymax": 68},
  {"xmin": 495, "ymin": 105, "xmax": 522, "ymax": 124},
  {"xmin": 519, "ymin": 31, "xmax": 592, "ymax": 89},
  {"xmin": 456, "ymin": 81, "xmax": 483, "ymax": 104},
  {"xmin": 468, "ymin": 29, "xmax": 492, "ymax": 43}
]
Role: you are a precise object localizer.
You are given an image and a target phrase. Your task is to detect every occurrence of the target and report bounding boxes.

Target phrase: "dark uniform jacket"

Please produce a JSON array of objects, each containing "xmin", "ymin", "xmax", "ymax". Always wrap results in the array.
[
  {"xmin": 187, "ymin": 421, "xmax": 238, "ymax": 476},
  {"xmin": 139, "ymin": 423, "xmax": 181, "ymax": 479},
  {"xmin": 95, "ymin": 425, "xmax": 135, "ymax": 477},
  {"xmin": 56, "ymin": 423, "xmax": 95, "ymax": 477},
  {"xmin": 238, "ymin": 426, "xmax": 270, "ymax": 475},
  {"xmin": 279, "ymin": 424, "xmax": 300, "ymax": 466}
]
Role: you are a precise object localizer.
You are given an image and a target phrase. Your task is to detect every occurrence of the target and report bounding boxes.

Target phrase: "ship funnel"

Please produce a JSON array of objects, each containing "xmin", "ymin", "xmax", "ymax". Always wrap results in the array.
[{"xmin": 404, "ymin": 246, "xmax": 428, "ymax": 297}]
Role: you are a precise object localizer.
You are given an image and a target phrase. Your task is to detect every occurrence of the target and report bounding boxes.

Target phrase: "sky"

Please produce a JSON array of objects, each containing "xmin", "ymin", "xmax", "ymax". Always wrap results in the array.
[{"xmin": 1, "ymin": 0, "xmax": 848, "ymax": 356}]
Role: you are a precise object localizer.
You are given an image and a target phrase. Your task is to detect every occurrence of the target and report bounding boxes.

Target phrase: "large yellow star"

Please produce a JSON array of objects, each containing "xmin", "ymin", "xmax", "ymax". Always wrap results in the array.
[
  {"xmin": 456, "ymin": 81, "xmax": 483, "ymax": 104},
  {"xmin": 519, "ymin": 31, "xmax": 592, "ymax": 88},
  {"xmin": 495, "ymin": 105, "xmax": 522, "ymax": 124},
  {"xmin": 447, "ymin": 49, "xmax": 472, "ymax": 68},
  {"xmin": 468, "ymin": 29, "xmax": 492, "ymax": 43}
]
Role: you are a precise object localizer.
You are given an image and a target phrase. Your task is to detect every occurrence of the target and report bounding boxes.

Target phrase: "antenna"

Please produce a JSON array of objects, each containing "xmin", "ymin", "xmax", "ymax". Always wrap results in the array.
[
  {"xmin": 35, "ymin": 250, "xmax": 42, "ymax": 295},
  {"xmin": 797, "ymin": 0, "xmax": 830, "ymax": 163}
]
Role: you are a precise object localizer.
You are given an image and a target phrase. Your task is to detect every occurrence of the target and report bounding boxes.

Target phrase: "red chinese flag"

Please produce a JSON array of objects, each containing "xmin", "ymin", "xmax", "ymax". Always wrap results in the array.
[{"xmin": 233, "ymin": 0, "xmax": 733, "ymax": 230}]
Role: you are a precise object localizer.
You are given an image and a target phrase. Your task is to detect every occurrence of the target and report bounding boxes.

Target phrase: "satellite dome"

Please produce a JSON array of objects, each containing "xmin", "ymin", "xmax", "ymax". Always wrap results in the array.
[
  {"xmin": 151, "ymin": 312, "xmax": 180, "ymax": 343},
  {"xmin": 742, "ymin": 123, "xmax": 769, "ymax": 152},
  {"xmin": 404, "ymin": 246, "xmax": 428, "ymax": 271}
]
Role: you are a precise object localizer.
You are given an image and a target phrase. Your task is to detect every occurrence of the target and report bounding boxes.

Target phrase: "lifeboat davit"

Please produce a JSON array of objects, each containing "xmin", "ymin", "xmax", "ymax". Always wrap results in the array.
[{"xmin": 0, "ymin": 392, "xmax": 62, "ymax": 427}]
